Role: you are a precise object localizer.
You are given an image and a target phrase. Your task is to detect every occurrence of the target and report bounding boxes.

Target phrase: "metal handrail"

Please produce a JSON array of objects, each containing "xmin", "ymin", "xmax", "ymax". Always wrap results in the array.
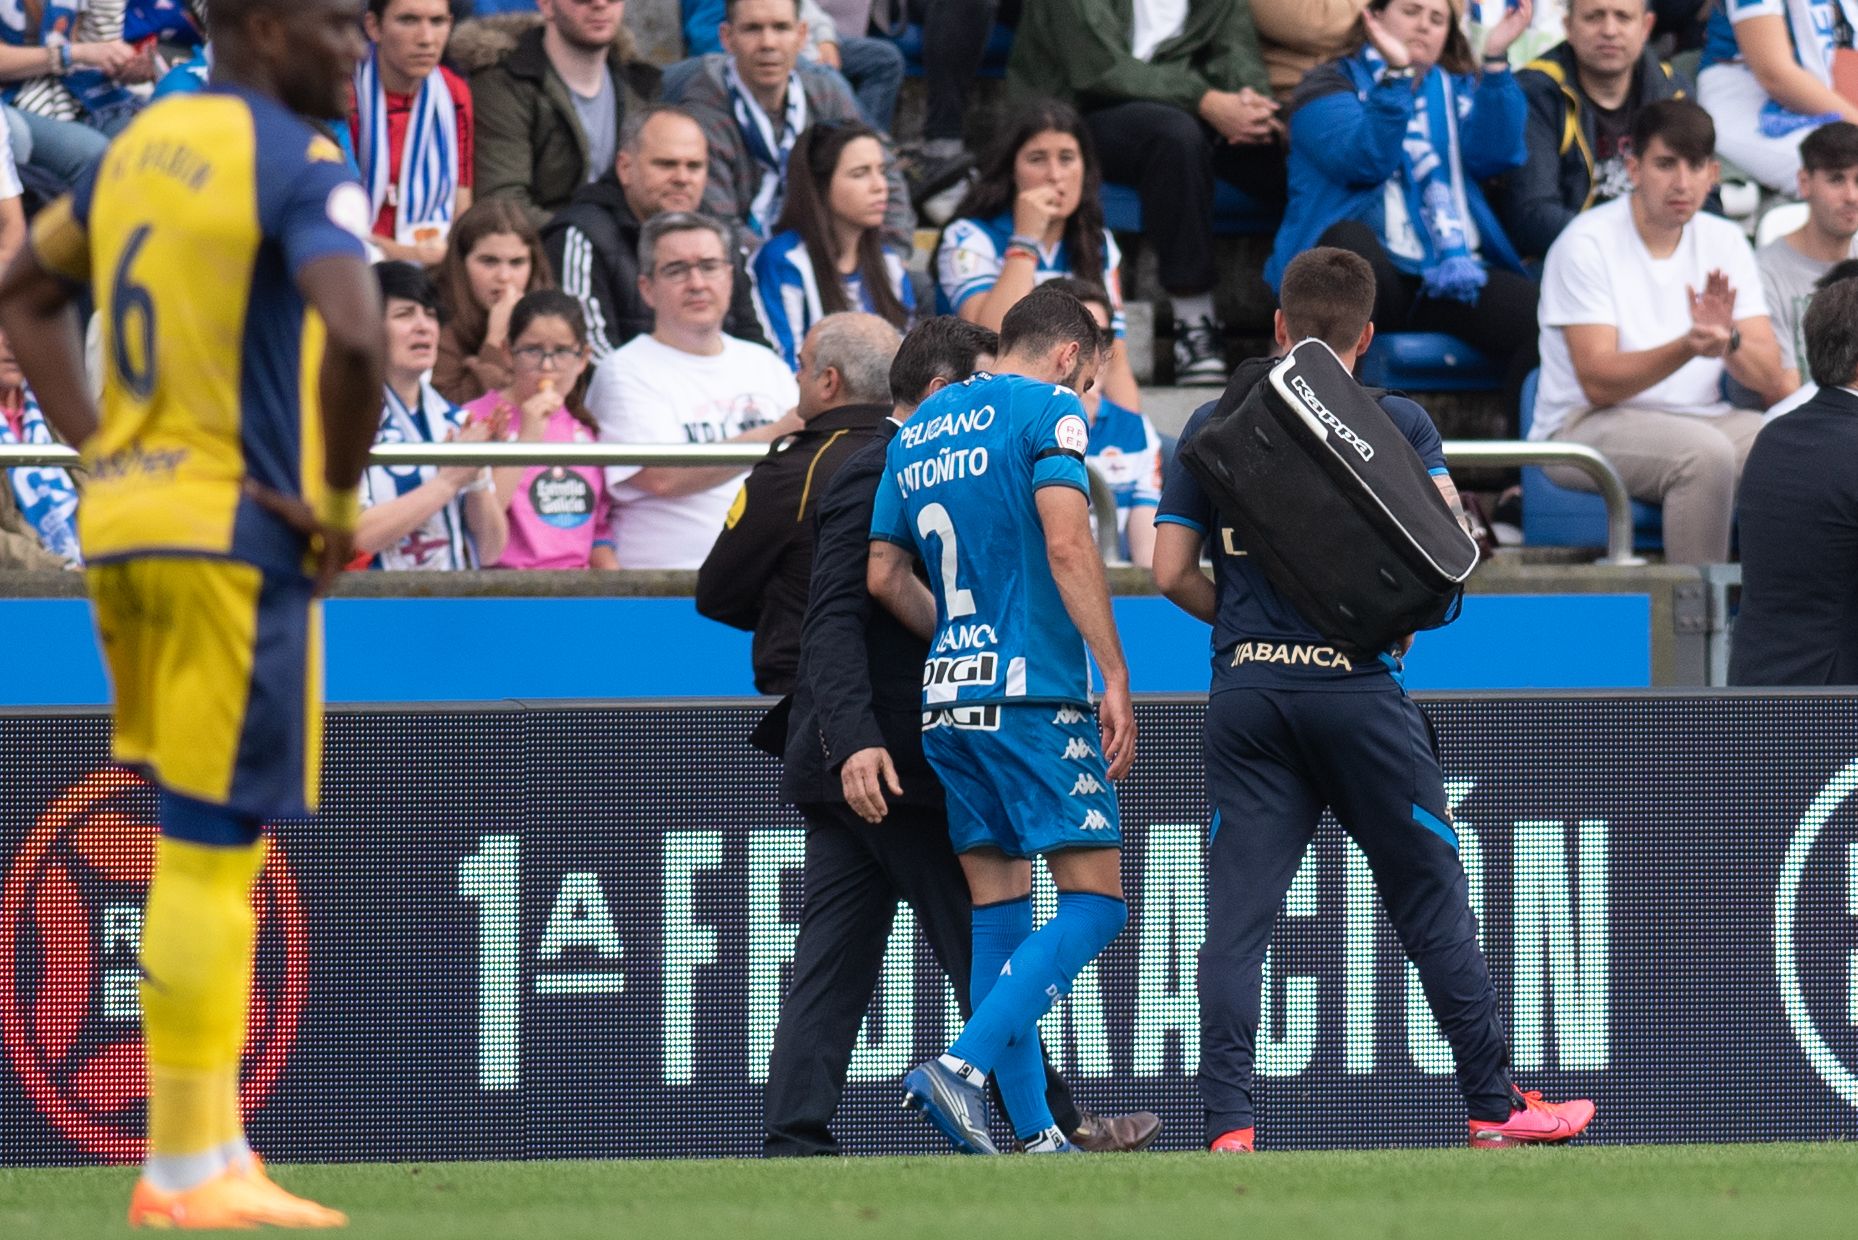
[
  {"xmin": 1440, "ymin": 439, "xmax": 1645, "ymax": 567},
  {"xmin": 0, "ymin": 441, "xmax": 1130, "ymax": 563}
]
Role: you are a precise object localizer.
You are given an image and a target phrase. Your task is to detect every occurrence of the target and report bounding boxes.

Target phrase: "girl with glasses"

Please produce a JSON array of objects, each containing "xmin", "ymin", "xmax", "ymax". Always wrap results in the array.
[
  {"xmin": 752, "ymin": 120, "xmax": 915, "ymax": 369},
  {"xmin": 460, "ymin": 290, "xmax": 619, "ymax": 570}
]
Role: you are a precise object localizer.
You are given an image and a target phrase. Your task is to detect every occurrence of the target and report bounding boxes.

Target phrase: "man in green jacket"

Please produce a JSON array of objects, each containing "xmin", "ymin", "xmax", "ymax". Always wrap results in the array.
[
  {"xmin": 454, "ymin": 0, "xmax": 663, "ymax": 228},
  {"xmin": 1008, "ymin": 0, "xmax": 1285, "ymax": 386}
]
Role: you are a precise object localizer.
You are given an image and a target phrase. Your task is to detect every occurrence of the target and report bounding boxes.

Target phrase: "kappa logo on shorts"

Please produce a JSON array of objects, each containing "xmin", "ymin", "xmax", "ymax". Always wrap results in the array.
[
  {"xmin": 1061, "ymin": 737, "xmax": 1097, "ymax": 761},
  {"xmin": 1052, "ymin": 707, "xmax": 1087, "ymax": 725},
  {"xmin": 1079, "ymin": 809, "xmax": 1112, "ymax": 832},
  {"xmin": 1070, "ymin": 774, "xmax": 1105, "ymax": 796}
]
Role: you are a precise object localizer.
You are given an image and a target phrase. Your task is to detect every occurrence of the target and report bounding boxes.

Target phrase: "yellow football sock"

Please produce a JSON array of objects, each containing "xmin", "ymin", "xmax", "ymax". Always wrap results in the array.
[{"xmin": 139, "ymin": 836, "xmax": 267, "ymax": 1160}]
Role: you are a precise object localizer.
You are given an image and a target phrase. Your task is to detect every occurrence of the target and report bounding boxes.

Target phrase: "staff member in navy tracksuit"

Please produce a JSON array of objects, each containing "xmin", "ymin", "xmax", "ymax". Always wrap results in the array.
[{"xmin": 1150, "ymin": 245, "xmax": 1596, "ymax": 1153}]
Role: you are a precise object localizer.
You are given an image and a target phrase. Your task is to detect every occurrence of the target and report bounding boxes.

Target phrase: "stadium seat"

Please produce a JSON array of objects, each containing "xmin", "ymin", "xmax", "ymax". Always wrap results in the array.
[
  {"xmin": 1098, "ymin": 180, "xmax": 1281, "ymax": 238},
  {"xmin": 1517, "ymin": 369, "xmax": 1665, "ymax": 552},
  {"xmin": 1357, "ymin": 332, "xmax": 1502, "ymax": 392},
  {"xmin": 888, "ymin": 24, "xmax": 1015, "ymax": 78}
]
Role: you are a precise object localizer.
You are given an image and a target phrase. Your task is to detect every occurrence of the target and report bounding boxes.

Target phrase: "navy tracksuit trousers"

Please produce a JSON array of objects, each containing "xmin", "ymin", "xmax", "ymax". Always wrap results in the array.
[{"xmin": 1197, "ymin": 684, "xmax": 1514, "ymax": 1140}]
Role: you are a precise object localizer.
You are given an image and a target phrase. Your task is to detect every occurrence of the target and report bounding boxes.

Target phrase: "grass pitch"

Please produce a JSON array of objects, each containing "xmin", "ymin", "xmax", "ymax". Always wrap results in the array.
[{"xmin": 3, "ymin": 1143, "xmax": 1855, "ymax": 1239}]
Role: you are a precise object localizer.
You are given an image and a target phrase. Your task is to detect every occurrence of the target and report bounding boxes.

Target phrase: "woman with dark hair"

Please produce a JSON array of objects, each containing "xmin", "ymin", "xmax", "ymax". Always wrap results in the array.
[
  {"xmin": 356, "ymin": 261, "xmax": 509, "ymax": 571},
  {"xmin": 1267, "ymin": 0, "xmax": 1539, "ymax": 412},
  {"xmin": 432, "ymin": 198, "xmax": 554, "ymax": 405},
  {"xmin": 934, "ymin": 99, "xmax": 1140, "ymax": 407},
  {"xmin": 460, "ymin": 290, "xmax": 618, "ymax": 570},
  {"xmin": 752, "ymin": 120, "xmax": 915, "ymax": 370}
]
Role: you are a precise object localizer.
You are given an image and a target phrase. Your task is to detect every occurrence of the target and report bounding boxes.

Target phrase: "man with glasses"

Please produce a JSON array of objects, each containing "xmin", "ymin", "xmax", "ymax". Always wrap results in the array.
[
  {"xmin": 584, "ymin": 211, "xmax": 800, "ymax": 567},
  {"xmin": 461, "ymin": 0, "xmax": 663, "ymax": 226}
]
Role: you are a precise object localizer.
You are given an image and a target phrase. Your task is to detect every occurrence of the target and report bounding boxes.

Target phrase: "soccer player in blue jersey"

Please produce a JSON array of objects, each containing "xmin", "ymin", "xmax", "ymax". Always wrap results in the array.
[
  {"xmin": 0, "ymin": 0, "xmax": 382, "ymax": 1224},
  {"xmin": 867, "ymin": 285, "xmax": 1135, "ymax": 1155},
  {"xmin": 1151, "ymin": 247, "xmax": 1595, "ymax": 1152}
]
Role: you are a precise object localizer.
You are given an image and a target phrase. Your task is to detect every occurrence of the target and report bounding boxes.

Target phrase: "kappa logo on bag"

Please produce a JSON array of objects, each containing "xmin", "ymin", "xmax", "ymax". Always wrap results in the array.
[{"xmin": 1289, "ymin": 374, "xmax": 1374, "ymax": 462}]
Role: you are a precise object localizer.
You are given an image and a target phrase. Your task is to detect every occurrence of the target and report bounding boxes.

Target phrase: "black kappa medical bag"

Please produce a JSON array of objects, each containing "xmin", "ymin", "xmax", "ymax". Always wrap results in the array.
[{"xmin": 1179, "ymin": 338, "xmax": 1480, "ymax": 655}]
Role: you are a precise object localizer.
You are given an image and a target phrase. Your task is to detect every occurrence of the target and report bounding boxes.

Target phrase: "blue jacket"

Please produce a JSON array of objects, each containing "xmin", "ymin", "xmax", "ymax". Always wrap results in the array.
[{"xmin": 1266, "ymin": 52, "xmax": 1528, "ymax": 292}]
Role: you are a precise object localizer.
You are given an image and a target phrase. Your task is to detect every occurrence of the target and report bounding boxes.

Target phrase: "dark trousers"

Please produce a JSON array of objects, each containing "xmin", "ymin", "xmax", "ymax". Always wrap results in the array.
[
  {"xmin": 763, "ymin": 799, "xmax": 1080, "ymax": 1155},
  {"xmin": 911, "ymin": 0, "xmax": 1022, "ymax": 142},
  {"xmin": 1196, "ymin": 687, "xmax": 1513, "ymax": 1142},
  {"xmin": 1084, "ymin": 100, "xmax": 1288, "ymax": 298},
  {"xmin": 1318, "ymin": 219, "xmax": 1540, "ymax": 429}
]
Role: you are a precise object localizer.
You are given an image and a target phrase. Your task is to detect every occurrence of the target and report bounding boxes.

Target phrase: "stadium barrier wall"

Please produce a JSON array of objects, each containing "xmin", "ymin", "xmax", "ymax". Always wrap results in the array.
[{"xmin": 4, "ymin": 695, "xmax": 1857, "ymax": 1162}]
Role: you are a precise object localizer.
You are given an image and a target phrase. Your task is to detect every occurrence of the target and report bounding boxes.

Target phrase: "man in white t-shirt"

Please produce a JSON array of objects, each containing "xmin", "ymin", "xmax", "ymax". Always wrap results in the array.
[
  {"xmin": 0, "ymin": 116, "xmax": 25, "ymax": 272},
  {"xmin": 1534, "ymin": 100, "xmax": 1786, "ymax": 565},
  {"xmin": 586, "ymin": 211, "xmax": 800, "ymax": 567}
]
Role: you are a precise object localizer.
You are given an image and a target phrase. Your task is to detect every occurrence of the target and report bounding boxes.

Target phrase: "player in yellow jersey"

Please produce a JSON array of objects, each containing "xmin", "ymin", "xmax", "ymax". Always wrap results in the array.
[{"xmin": 0, "ymin": 0, "xmax": 384, "ymax": 1227}]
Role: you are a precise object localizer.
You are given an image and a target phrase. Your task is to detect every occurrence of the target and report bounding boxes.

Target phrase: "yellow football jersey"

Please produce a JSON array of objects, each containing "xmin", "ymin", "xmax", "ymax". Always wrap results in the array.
[{"xmin": 29, "ymin": 87, "xmax": 369, "ymax": 576}]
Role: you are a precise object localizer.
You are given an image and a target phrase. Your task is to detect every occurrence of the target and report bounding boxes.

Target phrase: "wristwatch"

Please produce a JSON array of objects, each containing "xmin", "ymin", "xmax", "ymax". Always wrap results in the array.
[{"xmin": 1727, "ymin": 327, "xmax": 1743, "ymax": 354}]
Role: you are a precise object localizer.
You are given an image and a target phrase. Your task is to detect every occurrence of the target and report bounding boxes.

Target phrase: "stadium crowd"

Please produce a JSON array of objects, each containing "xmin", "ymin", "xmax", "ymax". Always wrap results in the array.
[{"xmin": 1, "ymin": 0, "xmax": 1857, "ymax": 577}]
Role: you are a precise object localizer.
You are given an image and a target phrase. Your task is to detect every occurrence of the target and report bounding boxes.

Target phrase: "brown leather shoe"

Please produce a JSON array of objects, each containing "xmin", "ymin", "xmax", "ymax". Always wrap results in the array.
[{"xmin": 1067, "ymin": 1110, "xmax": 1162, "ymax": 1152}]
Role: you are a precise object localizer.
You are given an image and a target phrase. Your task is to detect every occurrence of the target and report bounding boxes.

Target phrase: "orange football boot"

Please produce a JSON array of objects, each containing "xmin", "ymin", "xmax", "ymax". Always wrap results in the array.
[
  {"xmin": 128, "ymin": 1166, "xmax": 348, "ymax": 1229},
  {"xmin": 1209, "ymin": 1126, "xmax": 1256, "ymax": 1153},
  {"xmin": 1467, "ymin": 1089, "xmax": 1596, "ymax": 1147}
]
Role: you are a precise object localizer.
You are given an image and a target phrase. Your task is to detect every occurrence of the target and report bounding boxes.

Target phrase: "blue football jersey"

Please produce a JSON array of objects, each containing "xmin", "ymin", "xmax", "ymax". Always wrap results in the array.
[{"xmin": 871, "ymin": 371, "xmax": 1094, "ymax": 709}]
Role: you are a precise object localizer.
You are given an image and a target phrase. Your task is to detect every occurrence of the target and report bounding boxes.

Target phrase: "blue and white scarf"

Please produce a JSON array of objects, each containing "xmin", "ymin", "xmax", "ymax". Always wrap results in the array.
[
  {"xmin": 1368, "ymin": 49, "xmax": 1485, "ymax": 304},
  {"xmin": 0, "ymin": 0, "xmax": 140, "ymax": 124},
  {"xmin": 362, "ymin": 382, "xmax": 476, "ymax": 571},
  {"xmin": 724, "ymin": 56, "xmax": 806, "ymax": 239},
  {"xmin": 0, "ymin": 390, "xmax": 81, "ymax": 564},
  {"xmin": 354, "ymin": 44, "xmax": 460, "ymax": 246}
]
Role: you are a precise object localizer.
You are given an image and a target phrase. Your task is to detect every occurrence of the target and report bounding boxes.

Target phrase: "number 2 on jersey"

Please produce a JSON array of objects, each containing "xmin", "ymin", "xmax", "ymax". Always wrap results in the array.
[
  {"xmin": 916, "ymin": 502, "xmax": 976, "ymax": 619},
  {"xmin": 110, "ymin": 224, "xmax": 157, "ymax": 400}
]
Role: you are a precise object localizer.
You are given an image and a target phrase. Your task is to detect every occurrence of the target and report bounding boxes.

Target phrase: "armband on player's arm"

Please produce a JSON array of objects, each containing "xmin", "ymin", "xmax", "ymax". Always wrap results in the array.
[{"xmin": 26, "ymin": 197, "xmax": 92, "ymax": 285}]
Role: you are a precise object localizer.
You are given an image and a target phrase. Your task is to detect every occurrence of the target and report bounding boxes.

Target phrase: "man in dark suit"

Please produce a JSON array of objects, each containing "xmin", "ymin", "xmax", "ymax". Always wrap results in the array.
[
  {"xmin": 698, "ymin": 312, "xmax": 903, "ymax": 693},
  {"xmin": 1731, "ymin": 274, "xmax": 1858, "ymax": 686},
  {"xmin": 763, "ymin": 316, "xmax": 1161, "ymax": 1156}
]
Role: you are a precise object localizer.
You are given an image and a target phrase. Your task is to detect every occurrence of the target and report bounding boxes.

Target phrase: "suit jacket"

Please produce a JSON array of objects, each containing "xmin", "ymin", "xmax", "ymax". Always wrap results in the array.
[
  {"xmin": 1730, "ymin": 385, "xmax": 1858, "ymax": 686},
  {"xmin": 778, "ymin": 421, "xmax": 942, "ymax": 809},
  {"xmin": 697, "ymin": 402, "xmax": 893, "ymax": 695}
]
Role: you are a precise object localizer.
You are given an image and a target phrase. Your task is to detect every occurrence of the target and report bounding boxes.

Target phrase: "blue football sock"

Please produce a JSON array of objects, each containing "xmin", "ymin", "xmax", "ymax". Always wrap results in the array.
[
  {"xmin": 961, "ymin": 897, "xmax": 1054, "ymax": 1140},
  {"xmin": 951, "ymin": 892, "xmax": 1127, "ymax": 1098}
]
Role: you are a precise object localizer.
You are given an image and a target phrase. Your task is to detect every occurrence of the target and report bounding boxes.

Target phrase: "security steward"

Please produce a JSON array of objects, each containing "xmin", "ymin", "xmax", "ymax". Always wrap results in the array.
[
  {"xmin": 698, "ymin": 313, "xmax": 905, "ymax": 691},
  {"xmin": 758, "ymin": 315, "xmax": 1161, "ymax": 1156}
]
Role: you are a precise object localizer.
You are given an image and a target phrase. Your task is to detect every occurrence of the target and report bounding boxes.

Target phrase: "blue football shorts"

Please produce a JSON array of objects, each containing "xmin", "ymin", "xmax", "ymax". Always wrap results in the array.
[{"xmin": 920, "ymin": 701, "xmax": 1121, "ymax": 858}]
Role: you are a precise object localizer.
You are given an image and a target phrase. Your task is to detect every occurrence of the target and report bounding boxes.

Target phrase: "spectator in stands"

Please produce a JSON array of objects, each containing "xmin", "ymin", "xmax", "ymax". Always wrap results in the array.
[
  {"xmin": 433, "ymin": 200, "xmax": 555, "ymax": 405},
  {"xmin": 753, "ymin": 121, "xmax": 914, "ymax": 368},
  {"xmin": 1008, "ymin": 0, "xmax": 1287, "ymax": 385},
  {"xmin": 0, "ymin": 45, "xmax": 117, "ymax": 188},
  {"xmin": 1730, "ymin": 274, "xmax": 1858, "ymax": 685},
  {"xmin": 696, "ymin": 311, "xmax": 901, "ymax": 691},
  {"xmin": 1251, "ymin": 0, "xmax": 1370, "ymax": 99},
  {"xmin": 668, "ymin": 0, "xmax": 913, "ymax": 253},
  {"xmin": 456, "ymin": 0, "xmax": 662, "ymax": 228},
  {"xmin": 1756, "ymin": 122, "xmax": 1858, "ymax": 395},
  {"xmin": 1534, "ymin": 100, "xmax": 1786, "ymax": 566},
  {"xmin": 357, "ymin": 262, "xmax": 510, "ymax": 571},
  {"xmin": 2, "ymin": 0, "xmax": 152, "ymax": 141},
  {"xmin": 1269, "ymin": 0, "xmax": 1541, "ymax": 415},
  {"xmin": 350, "ymin": 0, "xmax": 474, "ymax": 267},
  {"xmin": 1043, "ymin": 276, "xmax": 1160, "ymax": 566},
  {"xmin": 0, "ymin": 119, "xmax": 23, "ymax": 271},
  {"xmin": 585, "ymin": 212, "xmax": 800, "ymax": 568},
  {"xmin": 544, "ymin": 104, "xmax": 766, "ymax": 360},
  {"xmin": 460, "ymin": 290, "xmax": 619, "ymax": 570},
  {"xmin": 1696, "ymin": 0, "xmax": 1858, "ymax": 193},
  {"xmin": 935, "ymin": 102, "xmax": 1143, "ymax": 406},
  {"xmin": 1501, "ymin": 0, "xmax": 1687, "ymax": 262},
  {"xmin": 0, "ymin": 324, "xmax": 79, "ymax": 569},
  {"xmin": 681, "ymin": 0, "xmax": 906, "ymax": 133}
]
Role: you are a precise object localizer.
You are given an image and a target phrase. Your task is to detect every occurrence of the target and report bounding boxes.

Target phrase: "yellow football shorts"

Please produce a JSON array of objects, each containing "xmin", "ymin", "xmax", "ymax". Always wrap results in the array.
[{"xmin": 87, "ymin": 556, "xmax": 322, "ymax": 818}]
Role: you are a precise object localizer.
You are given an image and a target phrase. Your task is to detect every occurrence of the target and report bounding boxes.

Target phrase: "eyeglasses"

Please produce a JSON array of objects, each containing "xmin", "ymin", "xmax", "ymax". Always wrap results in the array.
[
  {"xmin": 653, "ymin": 258, "xmax": 732, "ymax": 283},
  {"xmin": 512, "ymin": 345, "xmax": 585, "ymax": 368}
]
